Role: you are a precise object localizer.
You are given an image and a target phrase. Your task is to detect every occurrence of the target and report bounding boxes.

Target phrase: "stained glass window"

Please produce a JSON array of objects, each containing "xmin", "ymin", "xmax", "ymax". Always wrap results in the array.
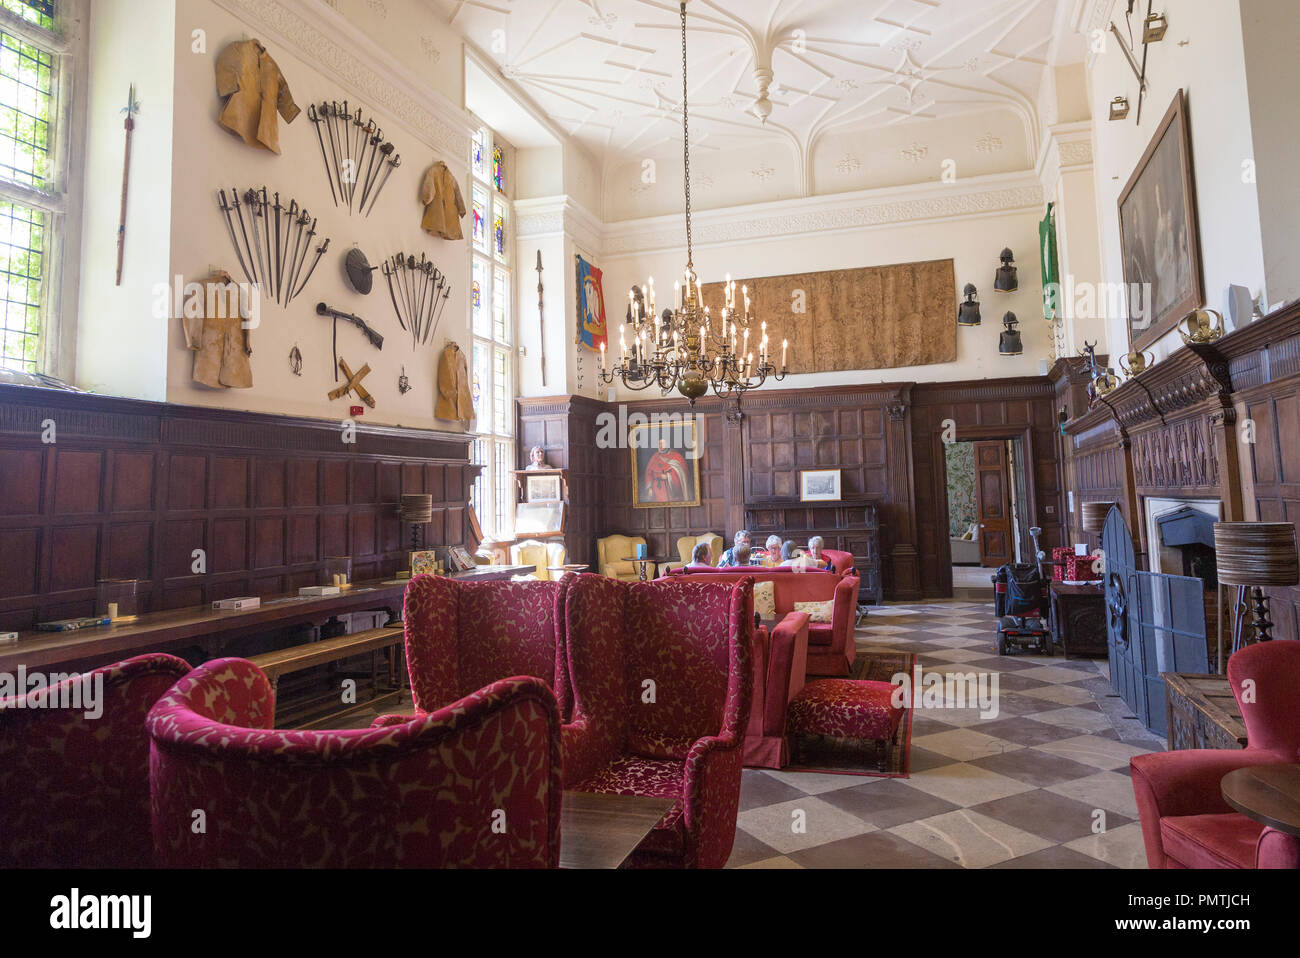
[
  {"xmin": 492, "ymin": 146, "xmax": 505, "ymax": 192},
  {"xmin": 471, "ymin": 128, "xmax": 488, "ymax": 181},
  {"xmin": 471, "ymin": 185, "xmax": 488, "ymax": 254},
  {"xmin": 472, "ymin": 259, "xmax": 488, "ymax": 336},
  {"xmin": 0, "ymin": 0, "xmax": 55, "ymax": 31},
  {"xmin": 493, "ymin": 213, "xmax": 504, "ymax": 257}
]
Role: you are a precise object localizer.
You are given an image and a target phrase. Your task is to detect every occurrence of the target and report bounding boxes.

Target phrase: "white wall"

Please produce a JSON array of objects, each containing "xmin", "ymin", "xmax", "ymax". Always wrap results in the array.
[
  {"xmin": 76, "ymin": 0, "xmax": 176, "ymax": 400},
  {"xmin": 163, "ymin": 0, "xmax": 474, "ymax": 429},
  {"xmin": 1240, "ymin": 0, "xmax": 1300, "ymax": 310},
  {"xmin": 1087, "ymin": 0, "xmax": 1265, "ymax": 361},
  {"xmin": 598, "ymin": 179, "xmax": 1051, "ymax": 400}
]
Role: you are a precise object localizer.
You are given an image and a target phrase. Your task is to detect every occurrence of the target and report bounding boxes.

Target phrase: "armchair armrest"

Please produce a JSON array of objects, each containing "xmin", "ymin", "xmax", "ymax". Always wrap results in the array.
[
  {"xmin": 1131, "ymin": 750, "xmax": 1293, "ymax": 819},
  {"xmin": 829, "ymin": 576, "xmax": 860, "ymax": 654},
  {"xmin": 681, "ymin": 732, "xmax": 746, "ymax": 868},
  {"xmin": 371, "ymin": 713, "xmax": 417, "ymax": 728},
  {"xmin": 771, "ymin": 612, "xmax": 810, "ymax": 704}
]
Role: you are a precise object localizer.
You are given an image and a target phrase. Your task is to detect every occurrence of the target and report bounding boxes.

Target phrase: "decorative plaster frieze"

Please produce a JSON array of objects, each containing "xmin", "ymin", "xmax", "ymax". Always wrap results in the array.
[
  {"xmin": 210, "ymin": 0, "xmax": 476, "ymax": 164},
  {"xmin": 515, "ymin": 196, "xmax": 603, "ymax": 252},
  {"xmin": 1058, "ymin": 139, "xmax": 1093, "ymax": 167},
  {"xmin": 601, "ymin": 178, "xmax": 1044, "ymax": 257}
]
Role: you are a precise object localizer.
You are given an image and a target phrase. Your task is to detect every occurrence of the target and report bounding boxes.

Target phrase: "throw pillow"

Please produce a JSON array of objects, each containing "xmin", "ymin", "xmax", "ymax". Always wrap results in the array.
[
  {"xmin": 753, "ymin": 581, "xmax": 776, "ymax": 619},
  {"xmin": 794, "ymin": 599, "xmax": 835, "ymax": 624}
]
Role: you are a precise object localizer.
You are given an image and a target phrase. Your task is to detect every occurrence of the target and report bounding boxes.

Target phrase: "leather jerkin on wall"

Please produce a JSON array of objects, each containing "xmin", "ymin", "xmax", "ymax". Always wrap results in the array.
[
  {"xmin": 215, "ymin": 39, "xmax": 300, "ymax": 154},
  {"xmin": 436, "ymin": 343, "xmax": 472, "ymax": 423},
  {"xmin": 420, "ymin": 161, "xmax": 467, "ymax": 241},
  {"xmin": 181, "ymin": 272, "xmax": 252, "ymax": 390}
]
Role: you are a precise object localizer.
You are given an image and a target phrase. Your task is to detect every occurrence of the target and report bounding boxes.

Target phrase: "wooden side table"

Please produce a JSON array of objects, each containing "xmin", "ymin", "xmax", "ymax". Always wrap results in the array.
[
  {"xmin": 624, "ymin": 557, "xmax": 667, "ymax": 583},
  {"xmin": 1221, "ymin": 765, "xmax": 1300, "ymax": 838},
  {"xmin": 1048, "ymin": 581, "xmax": 1107, "ymax": 658}
]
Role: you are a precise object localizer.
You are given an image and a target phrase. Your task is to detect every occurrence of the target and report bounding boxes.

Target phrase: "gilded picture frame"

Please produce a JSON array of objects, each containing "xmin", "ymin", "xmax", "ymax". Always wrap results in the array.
[{"xmin": 630, "ymin": 420, "xmax": 702, "ymax": 510}]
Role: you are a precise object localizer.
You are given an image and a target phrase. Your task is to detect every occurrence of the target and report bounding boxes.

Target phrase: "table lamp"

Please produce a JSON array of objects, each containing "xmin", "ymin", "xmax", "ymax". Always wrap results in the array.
[
  {"xmin": 399, "ymin": 494, "xmax": 434, "ymax": 552},
  {"xmin": 1213, "ymin": 522, "xmax": 1299, "ymax": 649}
]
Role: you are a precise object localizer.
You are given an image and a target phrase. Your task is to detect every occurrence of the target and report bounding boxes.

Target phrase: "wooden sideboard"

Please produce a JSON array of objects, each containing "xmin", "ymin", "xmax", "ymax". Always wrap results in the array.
[
  {"xmin": 1164, "ymin": 672, "xmax": 1248, "ymax": 752},
  {"xmin": 744, "ymin": 499, "xmax": 882, "ymax": 603}
]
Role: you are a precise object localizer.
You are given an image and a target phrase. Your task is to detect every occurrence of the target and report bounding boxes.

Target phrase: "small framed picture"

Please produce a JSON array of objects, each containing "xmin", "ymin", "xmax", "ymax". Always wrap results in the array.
[
  {"xmin": 800, "ymin": 469, "xmax": 842, "ymax": 502},
  {"xmin": 526, "ymin": 474, "xmax": 562, "ymax": 502},
  {"xmin": 409, "ymin": 550, "xmax": 439, "ymax": 576}
]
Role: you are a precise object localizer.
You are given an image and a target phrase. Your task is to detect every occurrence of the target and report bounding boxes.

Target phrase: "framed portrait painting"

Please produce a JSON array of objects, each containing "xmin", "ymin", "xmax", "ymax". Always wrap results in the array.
[
  {"xmin": 631, "ymin": 420, "xmax": 702, "ymax": 509},
  {"xmin": 1118, "ymin": 90, "xmax": 1205, "ymax": 353}
]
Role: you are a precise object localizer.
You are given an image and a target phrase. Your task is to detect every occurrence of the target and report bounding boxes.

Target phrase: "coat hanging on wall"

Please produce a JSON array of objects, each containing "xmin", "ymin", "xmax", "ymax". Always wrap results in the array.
[
  {"xmin": 214, "ymin": 40, "xmax": 300, "ymax": 154},
  {"xmin": 420, "ymin": 161, "xmax": 467, "ymax": 240},
  {"xmin": 181, "ymin": 270, "xmax": 253, "ymax": 389},
  {"xmin": 435, "ymin": 342, "xmax": 472, "ymax": 423}
]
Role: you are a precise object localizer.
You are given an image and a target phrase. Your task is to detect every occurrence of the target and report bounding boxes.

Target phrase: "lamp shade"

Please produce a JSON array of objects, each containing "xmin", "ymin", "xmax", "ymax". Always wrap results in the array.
[
  {"xmin": 1080, "ymin": 501, "xmax": 1117, "ymax": 533},
  {"xmin": 1213, "ymin": 522, "xmax": 1300, "ymax": 587},
  {"xmin": 400, "ymin": 494, "xmax": 434, "ymax": 525}
]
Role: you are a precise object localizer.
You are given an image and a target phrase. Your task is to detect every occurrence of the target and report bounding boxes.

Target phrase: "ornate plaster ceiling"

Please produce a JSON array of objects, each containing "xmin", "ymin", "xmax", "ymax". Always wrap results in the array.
[{"xmin": 429, "ymin": 0, "xmax": 1078, "ymax": 175}]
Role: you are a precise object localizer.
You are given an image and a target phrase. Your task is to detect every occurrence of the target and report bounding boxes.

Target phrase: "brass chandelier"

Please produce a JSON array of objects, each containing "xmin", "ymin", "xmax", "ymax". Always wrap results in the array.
[{"xmin": 599, "ymin": 0, "xmax": 789, "ymax": 406}]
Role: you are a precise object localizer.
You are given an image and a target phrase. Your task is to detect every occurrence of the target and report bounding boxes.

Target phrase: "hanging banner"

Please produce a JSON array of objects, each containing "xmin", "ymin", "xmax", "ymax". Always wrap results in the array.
[
  {"xmin": 575, "ymin": 254, "xmax": 608, "ymax": 352},
  {"xmin": 1040, "ymin": 203, "xmax": 1062, "ymax": 321}
]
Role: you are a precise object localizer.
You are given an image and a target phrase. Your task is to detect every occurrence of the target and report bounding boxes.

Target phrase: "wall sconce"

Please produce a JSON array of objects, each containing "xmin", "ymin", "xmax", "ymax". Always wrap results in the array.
[
  {"xmin": 1214, "ymin": 522, "xmax": 1300, "ymax": 652},
  {"xmin": 1143, "ymin": 12, "xmax": 1168, "ymax": 44},
  {"xmin": 993, "ymin": 248, "xmax": 1019, "ymax": 293},
  {"xmin": 957, "ymin": 284, "xmax": 982, "ymax": 327},
  {"xmin": 1109, "ymin": 97, "xmax": 1131, "ymax": 121},
  {"xmin": 999, "ymin": 311, "xmax": 1022, "ymax": 356}
]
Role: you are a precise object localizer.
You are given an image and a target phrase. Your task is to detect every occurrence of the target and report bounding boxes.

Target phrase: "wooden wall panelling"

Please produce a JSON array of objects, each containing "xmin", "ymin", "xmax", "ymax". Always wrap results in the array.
[
  {"xmin": 0, "ymin": 386, "xmax": 474, "ymax": 633},
  {"xmin": 517, "ymin": 395, "xmax": 606, "ymax": 567}
]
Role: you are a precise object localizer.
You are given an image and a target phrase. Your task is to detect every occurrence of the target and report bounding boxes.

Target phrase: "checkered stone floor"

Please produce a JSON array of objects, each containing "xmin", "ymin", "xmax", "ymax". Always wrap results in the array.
[{"xmin": 728, "ymin": 598, "xmax": 1166, "ymax": 870}]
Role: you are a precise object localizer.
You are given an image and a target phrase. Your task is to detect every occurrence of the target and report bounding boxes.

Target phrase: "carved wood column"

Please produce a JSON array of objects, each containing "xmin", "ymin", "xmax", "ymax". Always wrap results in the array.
[{"xmin": 886, "ymin": 388, "xmax": 920, "ymax": 600}]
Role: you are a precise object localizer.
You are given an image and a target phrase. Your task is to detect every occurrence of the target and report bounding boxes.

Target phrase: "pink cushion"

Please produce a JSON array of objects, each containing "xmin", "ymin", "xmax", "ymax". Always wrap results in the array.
[
  {"xmin": 574, "ymin": 755, "xmax": 687, "ymax": 858},
  {"xmin": 788, "ymin": 679, "xmax": 903, "ymax": 741},
  {"xmin": 1159, "ymin": 813, "xmax": 1263, "ymax": 869}
]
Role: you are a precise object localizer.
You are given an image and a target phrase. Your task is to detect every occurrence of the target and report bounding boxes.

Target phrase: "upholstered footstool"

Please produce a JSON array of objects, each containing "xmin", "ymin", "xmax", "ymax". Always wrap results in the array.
[{"xmin": 787, "ymin": 679, "xmax": 905, "ymax": 771}]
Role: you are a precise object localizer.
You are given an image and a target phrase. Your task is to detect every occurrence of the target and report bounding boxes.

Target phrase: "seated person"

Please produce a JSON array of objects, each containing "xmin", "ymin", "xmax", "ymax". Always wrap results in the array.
[
  {"xmin": 755, "ymin": 534, "xmax": 783, "ymax": 566},
  {"xmin": 731, "ymin": 544, "xmax": 752, "ymax": 568},
  {"xmin": 686, "ymin": 541, "xmax": 715, "ymax": 569},
  {"xmin": 803, "ymin": 535, "xmax": 835, "ymax": 571},
  {"xmin": 778, "ymin": 540, "xmax": 800, "ymax": 566},
  {"xmin": 718, "ymin": 530, "xmax": 753, "ymax": 567}
]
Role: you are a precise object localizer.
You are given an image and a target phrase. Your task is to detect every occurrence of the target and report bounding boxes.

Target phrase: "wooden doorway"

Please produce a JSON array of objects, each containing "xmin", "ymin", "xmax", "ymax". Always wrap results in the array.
[{"xmin": 974, "ymin": 441, "xmax": 1013, "ymax": 567}]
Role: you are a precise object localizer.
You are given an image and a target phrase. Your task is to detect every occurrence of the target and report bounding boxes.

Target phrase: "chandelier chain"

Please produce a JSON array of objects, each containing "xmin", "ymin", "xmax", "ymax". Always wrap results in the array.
[{"xmin": 681, "ymin": 1, "xmax": 692, "ymax": 271}]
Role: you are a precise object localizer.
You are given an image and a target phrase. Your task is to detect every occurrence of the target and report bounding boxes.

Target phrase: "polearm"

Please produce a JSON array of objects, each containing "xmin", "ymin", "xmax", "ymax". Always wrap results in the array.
[
  {"xmin": 536, "ymin": 249, "xmax": 547, "ymax": 387},
  {"xmin": 115, "ymin": 85, "xmax": 140, "ymax": 286}
]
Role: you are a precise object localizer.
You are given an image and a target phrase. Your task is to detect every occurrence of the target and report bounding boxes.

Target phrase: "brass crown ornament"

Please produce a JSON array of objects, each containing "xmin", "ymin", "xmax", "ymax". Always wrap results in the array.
[
  {"xmin": 1180, "ymin": 308, "xmax": 1225, "ymax": 345},
  {"xmin": 1119, "ymin": 349, "xmax": 1154, "ymax": 377}
]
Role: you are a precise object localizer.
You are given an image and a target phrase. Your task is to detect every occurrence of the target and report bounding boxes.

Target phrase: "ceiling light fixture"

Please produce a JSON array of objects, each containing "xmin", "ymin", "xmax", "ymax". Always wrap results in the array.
[{"xmin": 599, "ymin": 0, "xmax": 789, "ymax": 408}]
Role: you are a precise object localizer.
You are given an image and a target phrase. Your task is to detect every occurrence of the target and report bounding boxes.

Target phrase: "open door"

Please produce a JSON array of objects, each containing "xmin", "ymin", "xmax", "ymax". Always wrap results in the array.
[{"xmin": 974, "ymin": 441, "xmax": 1012, "ymax": 568}]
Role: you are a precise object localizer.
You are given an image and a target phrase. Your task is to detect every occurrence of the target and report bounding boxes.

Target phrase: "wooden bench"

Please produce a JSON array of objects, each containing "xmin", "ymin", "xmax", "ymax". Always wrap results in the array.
[{"xmin": 248, "ymin": 626, "xmax": 406, "ymax": 704}]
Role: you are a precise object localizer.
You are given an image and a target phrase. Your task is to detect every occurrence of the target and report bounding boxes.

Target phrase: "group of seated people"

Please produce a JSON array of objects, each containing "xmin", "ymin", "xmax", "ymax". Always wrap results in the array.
[{"xmin": 689, "ymin": 530, "xmax": 836, "ymax": 572}]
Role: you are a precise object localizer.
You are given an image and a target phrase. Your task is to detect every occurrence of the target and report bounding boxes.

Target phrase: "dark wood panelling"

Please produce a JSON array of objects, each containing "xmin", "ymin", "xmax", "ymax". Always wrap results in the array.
[{"xmin": 0, "ymin": 386, "xmax": 475, "ymax": 632}]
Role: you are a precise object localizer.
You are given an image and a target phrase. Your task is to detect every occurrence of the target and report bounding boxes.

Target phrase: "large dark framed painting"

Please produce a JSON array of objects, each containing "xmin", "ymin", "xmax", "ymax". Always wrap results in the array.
[
  {"xmin": 1118, "ymin": 90, "xmax": 1204, "ymax": 353},
  {"xmin": 630, "ymin": 420, "xmax": 701, "ymax": 510}
]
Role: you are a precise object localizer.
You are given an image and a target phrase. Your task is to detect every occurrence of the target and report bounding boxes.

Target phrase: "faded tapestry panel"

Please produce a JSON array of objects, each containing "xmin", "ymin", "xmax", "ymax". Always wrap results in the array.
[
  {"xmin": 945, "ymin": 441, "xmax": 977, "ymax": 537},
  {"xmin": 699, "ymin": 259, "xmax": 957, "ymax": 374}
]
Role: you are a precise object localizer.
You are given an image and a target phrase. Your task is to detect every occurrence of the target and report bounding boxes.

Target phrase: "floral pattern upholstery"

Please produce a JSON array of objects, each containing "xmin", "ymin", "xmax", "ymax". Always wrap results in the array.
[
  {"xmin": 148, "ymin": 658, "xmax": 563, "ymax": 868},
  {"xmin": 788, "ymin": 679, "xmax": 904, "ymax": 742},
  {"xmin": 0, "ymin": 653, "xmax": 191, "ymax": 868},
  {"xmin": 562, "ymin": 573, "xmax": 753, "ymax": 868},
  {"xmin": 402, "ymin": 574, "xmax": 572, "ymax": 721}
]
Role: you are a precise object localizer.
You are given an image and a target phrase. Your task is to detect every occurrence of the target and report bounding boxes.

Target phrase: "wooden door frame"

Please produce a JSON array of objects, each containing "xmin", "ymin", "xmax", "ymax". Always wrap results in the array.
[{"xmin": 932, "ymin": 424, "xmax": 1040, "ymax": 596}]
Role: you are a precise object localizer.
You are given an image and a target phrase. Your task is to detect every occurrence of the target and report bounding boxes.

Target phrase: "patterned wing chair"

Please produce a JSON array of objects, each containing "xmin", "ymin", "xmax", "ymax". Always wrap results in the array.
[
  {"xmin": 511, "ymin": 539, "xmax": 568, "ymax": 581},
  {"xmin": 0, "ymin": 653, "xmax": 191, "ymax": 868},
  {"xmin": 1131, "ymin": 641, "xmax": 1300, "ymax": 868},
  {"xmin": 148, "ymin": 658, "xmax": 563, "ymax": 868},
  {"xmin": 598, "ymin": 534, "xmax": 649, "ymax": 582},
  {"xmin": 396, "ymin": 574, "xmax": 573, "ymax": 721},
  {"xmin": 664, "ymin": 533, "xmax": 724, "ymax": 573},
  {"xmin": 561, "ymin": 574, "xmax": 753, "ymax": 868}
]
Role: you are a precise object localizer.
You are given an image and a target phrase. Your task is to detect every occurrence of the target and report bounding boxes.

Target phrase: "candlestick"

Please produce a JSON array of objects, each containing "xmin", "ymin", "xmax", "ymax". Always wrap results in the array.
[
  {"xmin": 600, "ymin": 342, "xmax": 606, "ymax": 370},
  {"xmin": 782, "ymin": 339, "xmax": 788, "ymax": 369},
  {"xmin": 674, "ymin": 280, "xmax": 681, "ymax": 312}
]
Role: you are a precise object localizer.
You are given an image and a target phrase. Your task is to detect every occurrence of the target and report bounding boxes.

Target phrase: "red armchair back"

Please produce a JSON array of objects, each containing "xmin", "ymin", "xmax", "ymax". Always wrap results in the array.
[
  {"xmin": 561, "ymin": 574, "xmax": 753, "ymax": 868},
  {"xmin": 666, "ymin": 567, "xmax": 858, "ymax": 676},
  {"xmin": 1130, "ymin": 641, "xmax": 1300, "ymax": 869},
  {"xmin": 822, "ymin": 549, "xmax": 855, "ymax": 575},
  {"xmin": 148, "ymin": 658, "xmax": 563, "ymax": 868},
  {"xmin": 0, "ymin": 652, "xmax": 192, "ymax": 868},
  {"xmin": 403, "ymin": 574, "xmax": 572, "ymax": 719}
]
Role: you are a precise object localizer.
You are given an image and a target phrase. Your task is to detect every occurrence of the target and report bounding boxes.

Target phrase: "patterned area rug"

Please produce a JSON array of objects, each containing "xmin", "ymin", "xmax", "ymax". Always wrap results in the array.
[{"xmin": 787, "ymin": 652, "xmax": 916, "ymax": 778}]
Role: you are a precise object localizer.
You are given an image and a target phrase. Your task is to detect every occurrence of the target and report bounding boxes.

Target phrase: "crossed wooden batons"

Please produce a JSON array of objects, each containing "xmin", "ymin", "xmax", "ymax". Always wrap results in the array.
[{"xmin": 328, "ymin": 359, "xmax": 375, "ymax": 409}]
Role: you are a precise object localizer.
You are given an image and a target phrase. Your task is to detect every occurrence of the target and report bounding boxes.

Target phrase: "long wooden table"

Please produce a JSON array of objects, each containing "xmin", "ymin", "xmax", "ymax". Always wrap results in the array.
[{"xmin": 0, "ymin": 567, "xmax": 534, "ymax": 673}]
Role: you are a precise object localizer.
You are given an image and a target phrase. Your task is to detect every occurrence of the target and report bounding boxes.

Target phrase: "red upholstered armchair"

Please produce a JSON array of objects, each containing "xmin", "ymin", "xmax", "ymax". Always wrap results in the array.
[
  {"xmin": 148, "ymin": 658, "xmax": 563, "ymax": 868},
  {"xmin": 822, "ymin": 549, "xmax": 855, "ymax": 576},
  {"xmin": 0, "ymin": 653, "xmax": 191, "ymax": 868},
  {"xmin": 1131, "ymin": 641, "xmax": 1300, "ymax": 869},
  {"xmin": 398, "ymin": 574, "xmax": 572, "ymax": 719},
  {"xmin": 666, "ymin": 567, "xmax": 859, "ymax": 676},
  {"xmin": 561, "ymin": 574, "xmax": 753, "ymax": 868},
  {"xmin": 673, "ymin": 572, "xmax": 809, "ymax": 768}
]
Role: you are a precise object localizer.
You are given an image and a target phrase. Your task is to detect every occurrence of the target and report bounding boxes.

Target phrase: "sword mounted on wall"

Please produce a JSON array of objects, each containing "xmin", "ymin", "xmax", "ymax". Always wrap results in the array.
[{"xmin": 115, "ymin": 84, "xmax": 141, "ymax": 286}]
